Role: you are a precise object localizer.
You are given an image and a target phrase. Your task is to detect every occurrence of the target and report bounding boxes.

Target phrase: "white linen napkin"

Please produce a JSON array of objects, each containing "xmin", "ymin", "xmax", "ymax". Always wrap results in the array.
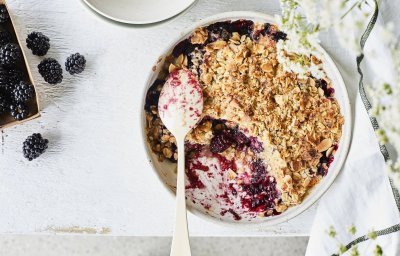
[{"xmin": 306, "ymin": 1, "xmax": 400, "ymax": 255}]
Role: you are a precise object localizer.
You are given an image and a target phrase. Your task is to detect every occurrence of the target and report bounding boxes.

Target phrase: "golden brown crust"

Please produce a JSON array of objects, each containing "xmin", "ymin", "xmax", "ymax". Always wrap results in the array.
[{"xmin": 147, "ymin": 22, "xmax": 344, "ymax": 212}]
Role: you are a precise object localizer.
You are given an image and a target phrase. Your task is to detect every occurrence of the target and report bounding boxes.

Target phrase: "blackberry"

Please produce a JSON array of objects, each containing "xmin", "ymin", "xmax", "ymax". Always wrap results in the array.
[
  {"xmin": 0, "ymin": 4, "xmax": 9, "ymax": 23},
  {"xmin": 272, "ymin": 31, "xmax": 287, "ymax": 42},
  {"xmin": 9, "ymin": 102, "xmax": 29, "ymax": 120},
  {"xmin": 229, "ymin": 129, "xmax": 248, "ymax": 150},
  {"xmin": 263, "ymin": 23, "xmax": 272, "ymax": 35},
  {"xmin": 38, "ymin": 58, "xmax": 63, "ymax": 84},
  {"xmin": 0, "ymin": 68, "xmax": 23, "ymax": 88},
  {"xmin": 206, "ymin": 21, "xmax": 232, "ymax": 43},
  {"xmin": 144, "ymin": 79, "xmax": 163, "ymax": 112},
  {"xmin": 315, "ymin": 79, "xmax": 334, "ymax": 97},
  {"xmin": 249, "ymin": 137, "xmax": 263, "ymax": 153},
  {"xmin": 172, "ymin": 39, "xmax": 198, "ymax": 57},
  {"xmin": 229, "ymin": 20, "xmax": 254, "ymax": 36},
  {"xmin": 1, "ymin": 82, "xmax": 16, "ymax": 99},
  {"xmin": 210, "ymin": 132, "xmax": 234, "ymax": 153},
  {"xmin": 0, "ymin": 43, "xmax": 22, "ymax": 67},
  {"xmin": 171, "ymin": 39, "xmax": 201, "ymax": 69},
  {"xmin": 254, "ymin": 23, "xmax": 272, "ymax": 40},
  {"xmin": 0, "ymin": 94, "xmax": 9, "ymax": 114},
  {"xmin": 65, "ymin": 53, "xmax": 86, "ymax": 75},
  {"xmin": 12, "ymin": 81, "xmax": 34, "ymax": 103},
  {"xmin": 0, "ymin": 30, "xmax": 11, "ymax": 46},
  {"xmin": 23, "ymin": 133, "xmax": 48, "ymax": 161},
  {"xmin": 26, "ymin": 32, "xmax": 50, "ymax": 56},
  {"xmin": 317, "ymin": 165, "xmax": 327, "ymax": 176}
]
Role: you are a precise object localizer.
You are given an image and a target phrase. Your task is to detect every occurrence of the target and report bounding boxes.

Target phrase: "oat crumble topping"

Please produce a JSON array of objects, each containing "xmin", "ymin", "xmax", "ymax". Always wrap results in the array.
[{"xmin": 145, "ymin": 20, "xmax": 344, "ymax": 219}]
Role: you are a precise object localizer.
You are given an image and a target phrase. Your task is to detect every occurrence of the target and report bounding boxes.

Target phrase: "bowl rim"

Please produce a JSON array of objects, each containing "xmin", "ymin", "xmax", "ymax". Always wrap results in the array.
[
  {"xmin": 81, "ymin": 0, "xmax": 197, "ymax": 25},
  {"xmin": 140, "ymin": 11, "xmax": 352, "ymax": 228}
]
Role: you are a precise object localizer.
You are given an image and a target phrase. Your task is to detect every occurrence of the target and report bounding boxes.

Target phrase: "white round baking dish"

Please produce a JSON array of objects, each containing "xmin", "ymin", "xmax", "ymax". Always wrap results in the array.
[
  {"xmin": 140, "ymin": 11, "xmax": 352, "ymax": 227},
  {"xmin": 82, "ymin": 0, "xmax": 196, "ymax": 25}
]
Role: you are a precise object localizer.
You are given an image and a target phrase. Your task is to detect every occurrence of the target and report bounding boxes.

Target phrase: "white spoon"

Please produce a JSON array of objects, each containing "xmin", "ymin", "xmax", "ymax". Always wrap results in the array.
[{"xmin": 158, "ymin": 69, "xmax": 203, "ymax": 256}]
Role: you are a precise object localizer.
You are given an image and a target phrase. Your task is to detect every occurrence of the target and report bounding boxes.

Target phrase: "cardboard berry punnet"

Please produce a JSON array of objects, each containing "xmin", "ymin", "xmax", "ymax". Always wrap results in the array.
[{"xmin": 0, "ymin": 0, "xmax": 40, "ymax": 128}]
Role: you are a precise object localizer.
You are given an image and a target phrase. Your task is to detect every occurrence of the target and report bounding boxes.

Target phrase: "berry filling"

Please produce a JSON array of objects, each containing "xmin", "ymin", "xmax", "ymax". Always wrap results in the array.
[
  {"xmin": 229, "ymin": 20, "xmax": 254, "ymax": 36},
  {"xmin": 205, "ymin": 21, "xmax": 232, "ymax": 43},
  {"xmin": 240, "ymin": 160, "xmax": 279, "ymax": 213},
  {"xmin": 184, "ymin": 118, "xmax": 280, "ymax": 220},
  {"xmin": 316, "ymin": 79, "xmax": 335, "ymax": 97},
  {"xmin": 145, "ymin": 79, "xmax": 163, "ymax": 112},
  {"xmin": 317, "ymin": 144, "xmax": 338, "ymax": 176},
  {"xmin": 254, "ymin": 22, "xmax": 287, "ymax": 42},
  {"xmin": 186, "ymin": 158, "xmax": 208, "ymax": 189},
  {"xmin": 221, "ymin": 209, "xmax": 241, "ymax": 221},
  {"xmin": 207, "ymin": 119, "xmax": 263, "ymax": 154},
  {"xmin": 172, "ymin": 39, "xmax": 203, "ymax": 69}
]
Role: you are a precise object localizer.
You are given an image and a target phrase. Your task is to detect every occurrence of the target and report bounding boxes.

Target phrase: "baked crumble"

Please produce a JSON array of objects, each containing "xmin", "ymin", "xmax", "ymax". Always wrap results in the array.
[{"xmin": 145, "ymin": 20, "xmax": 344, "ymax": 220}]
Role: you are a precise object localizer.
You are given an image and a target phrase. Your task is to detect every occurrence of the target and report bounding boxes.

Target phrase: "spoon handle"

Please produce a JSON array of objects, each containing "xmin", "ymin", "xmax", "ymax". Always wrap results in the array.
[{"xmin": 170, "ymin": 137, "xmax": 191, "ymax": 256}]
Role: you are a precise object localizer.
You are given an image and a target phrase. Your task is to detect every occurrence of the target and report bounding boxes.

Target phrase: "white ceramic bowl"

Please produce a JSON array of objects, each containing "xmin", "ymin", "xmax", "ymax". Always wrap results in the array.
[
  {"xmin": 82, "ymin": 0, "xmax": 196, "ymax": 24},
  {"xmin": 141, "ymin": 11, "xmax": 352, "ymax": 227}
]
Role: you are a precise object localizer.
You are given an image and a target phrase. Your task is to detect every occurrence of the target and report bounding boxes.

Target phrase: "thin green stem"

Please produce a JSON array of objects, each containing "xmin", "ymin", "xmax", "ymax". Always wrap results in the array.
[{"xmin": 341, "ymin": 0, "xmax": 367, "ymax": 19}]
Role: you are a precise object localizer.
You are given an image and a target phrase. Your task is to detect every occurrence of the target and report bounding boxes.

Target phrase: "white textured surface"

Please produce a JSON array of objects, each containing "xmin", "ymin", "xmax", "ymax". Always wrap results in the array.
[
  {"xmin": 0, "ymin": 236, "xmax": 308, "ymax": 256},
  {"xmin": 0, "ymin": 0, "xmax": 316, "ymax": 236}
]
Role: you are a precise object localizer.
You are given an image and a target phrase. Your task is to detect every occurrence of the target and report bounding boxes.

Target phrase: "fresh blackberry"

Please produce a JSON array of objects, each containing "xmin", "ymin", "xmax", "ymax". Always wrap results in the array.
[
  {"xmin": 12, "ymin": 81, "xmax": 34, "ymax": 103},
  {"xmin": 9, "ymin": 102, "xmax": 29, "ymax": 120},
  {"xmin": 0, "ymin": 43, "xmax": 22, "ymax": 67},
  {"xmin": 65, "ymin": 53, "xmax": 86, "ymax": 75},
  {"xmin": 0, "ymin": 30, "xmax": 11, "ymax": 46},
  {"xmin": 1, "ymin": 82, "xmax": 16, "ymax": 99},
  {"xmin": 23, "ymin": 133, "xmax": 48, "ymax": 161},
  {"xmin": 26, "ymin": 32, "xmax": 50, "ymax": 56},
  {"xmin": 0, "ymin": 94, "xmax": 9, "ymax": 114},
  {"xmin": 38, "ymin": 58, "xmax": 63, "ymax": 84},
  {"xmin": 0, "ymin": 68, "xmax": 23, "ymax": 88},
  {"xmin": 0, "ymin": 4, "xmax": 9, "ymax": 23},
  {"xmin": 0, "ymin": 68, "xmax": 23, "ymax": 99}
]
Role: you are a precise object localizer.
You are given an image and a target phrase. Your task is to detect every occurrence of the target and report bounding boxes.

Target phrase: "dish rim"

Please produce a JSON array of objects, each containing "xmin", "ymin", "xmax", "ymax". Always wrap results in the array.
[
  {"xmin": 82, "ymin": 0, "xmax": 196, "ymax": 25},
  {"xmin": 140, "ymin": 11, "xmax": 352, "ymax": 228}
]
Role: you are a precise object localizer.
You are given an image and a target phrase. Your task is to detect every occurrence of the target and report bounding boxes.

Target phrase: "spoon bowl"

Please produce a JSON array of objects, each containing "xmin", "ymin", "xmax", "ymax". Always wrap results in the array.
[{"xmin": 158, "ymin": 69, "xmax": 203, "ymax": 138}]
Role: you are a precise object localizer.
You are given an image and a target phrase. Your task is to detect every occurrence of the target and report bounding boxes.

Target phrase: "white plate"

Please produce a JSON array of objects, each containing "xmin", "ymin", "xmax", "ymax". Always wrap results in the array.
[
  {"xmin": 141, "ymin": 11, "xmax": 352, "ymax": 228},
  {"xmin": 82, "ymin": 0, "xmax": 196, "ymax": 24}
]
